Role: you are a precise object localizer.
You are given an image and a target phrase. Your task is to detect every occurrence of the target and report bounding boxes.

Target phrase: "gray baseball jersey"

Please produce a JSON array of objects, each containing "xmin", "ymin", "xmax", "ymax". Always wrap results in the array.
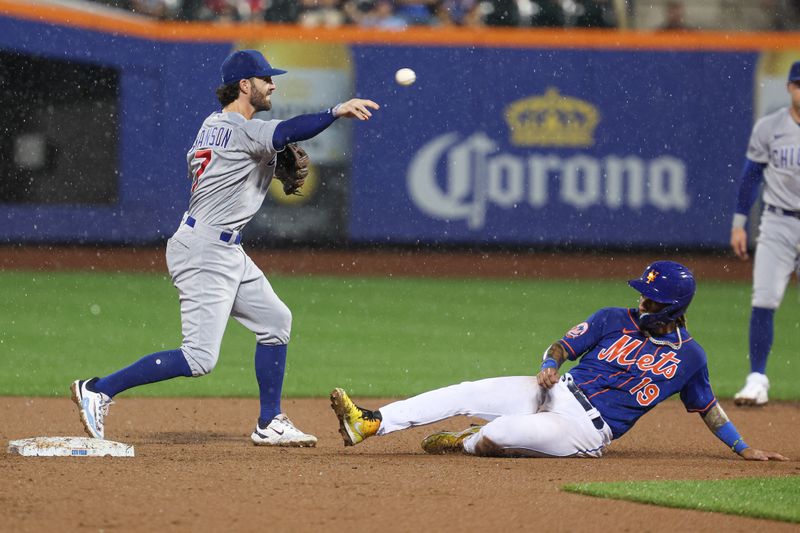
[
  {"xmin": 167, "ymin": 111, "xmax": 291, "ymax": 376},
  {"xmin": 746, "ymin": 107, "xmax": 800, "ymax": 210},
  {"xmin": 186, "ymin": 112, "xmax": 282, "ymax": 230},
  {"xmin": 745, "ymin": 106, "xmax": 800, "ymax": 309}
]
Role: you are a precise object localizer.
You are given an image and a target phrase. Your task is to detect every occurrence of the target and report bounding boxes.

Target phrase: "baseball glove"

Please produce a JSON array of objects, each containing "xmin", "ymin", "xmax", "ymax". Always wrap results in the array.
[{"xmin": 275, "ymin": 143, "xmax": 310, "ymax": 196}]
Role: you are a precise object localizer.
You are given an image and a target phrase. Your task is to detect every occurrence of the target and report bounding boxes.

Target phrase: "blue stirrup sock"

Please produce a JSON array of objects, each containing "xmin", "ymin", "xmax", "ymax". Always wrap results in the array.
[
  {"xmin": 92, "ymin": 349, "xmax": 193, "ymax": 398},
  {"xmin": 255, "ymin": 343, "xmax": 287, "ymax": 426},
  {"xmin": 749, "ymin": 307, "xmax": 775, "ymax": 374}
]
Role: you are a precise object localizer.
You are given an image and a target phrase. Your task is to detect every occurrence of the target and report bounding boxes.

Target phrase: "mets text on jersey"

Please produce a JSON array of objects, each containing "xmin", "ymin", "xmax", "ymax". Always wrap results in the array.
[
  {"xmin": 597, "ymin": 336, "xmax": 681, "ymax": 379},
  {"xmin": 596, "ymin": 335, "xmax": 682, "ymax": 406}
]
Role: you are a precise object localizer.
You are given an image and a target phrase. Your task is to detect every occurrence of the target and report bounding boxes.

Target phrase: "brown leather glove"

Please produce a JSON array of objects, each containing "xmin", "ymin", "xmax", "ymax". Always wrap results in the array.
[{"xmin": 274, "ymin": 143, "xmax": 310, "ymax": 196}]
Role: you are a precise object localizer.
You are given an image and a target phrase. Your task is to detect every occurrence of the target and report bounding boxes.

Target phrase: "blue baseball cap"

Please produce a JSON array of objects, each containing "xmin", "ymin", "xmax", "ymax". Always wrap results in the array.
[
  {"xmin": 221, "ymin": 50, "xmax": 287, "ymax": 85},
  {"xmin": 788, "ymin": 60, "xmax": 800, "ymax": 83}
]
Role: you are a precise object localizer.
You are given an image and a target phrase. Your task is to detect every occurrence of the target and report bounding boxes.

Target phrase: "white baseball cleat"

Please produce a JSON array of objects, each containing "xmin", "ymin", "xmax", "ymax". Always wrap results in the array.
[
  {"xmin": 251, "ymin": 414, "xmax": 318, "ymax": 447},
  {"xmin": 733, "ymin": 372, "xmax": 770, "ymax": 406},
  {"xmin": 70, "ymin": 378, "xmax": 114, "ymax": 439}
]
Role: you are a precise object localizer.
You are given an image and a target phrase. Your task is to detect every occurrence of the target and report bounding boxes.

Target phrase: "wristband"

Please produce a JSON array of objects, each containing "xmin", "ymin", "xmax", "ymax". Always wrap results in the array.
[
  {"xmin": 732, "ymin": 213, "xmax": 747, "ymax": 229},
  {"xmin": 716, "ymin": 421, "xmax": 748, "ymax": 453},
  {"xmin": 540, "ymin": 357, "xmax": 558, "ymax": 371}
]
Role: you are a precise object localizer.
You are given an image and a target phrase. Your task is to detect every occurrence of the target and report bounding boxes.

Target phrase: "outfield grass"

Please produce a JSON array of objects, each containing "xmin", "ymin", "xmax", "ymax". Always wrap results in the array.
[
  {"xmin": 1, "ymin": 271, "xmax": 798, "ymax": 399},
  {"xmin": 563, "ymin": 476, "xmax": 800, "ymax": 523}
]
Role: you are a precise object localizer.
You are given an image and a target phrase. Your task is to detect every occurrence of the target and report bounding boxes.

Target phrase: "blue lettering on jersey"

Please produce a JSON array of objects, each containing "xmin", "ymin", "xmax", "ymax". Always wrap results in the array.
[
  {"xmin": 219, "ymin": 128, "xmax": 232, "ymax": 148},
  {"xmin": 561, "ymin": 307, "xmax": 716, "ymax": 439},
  {"xmin": 191, "ymin": 127, "xmax": 232, "ymax": 151},
  {"xmin": 771, "ymin": 145, "xmax": 800, "ymax": 168}
]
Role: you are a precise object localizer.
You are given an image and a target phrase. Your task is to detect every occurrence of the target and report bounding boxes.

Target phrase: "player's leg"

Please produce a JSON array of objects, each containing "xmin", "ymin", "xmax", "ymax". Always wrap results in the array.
[
  {"xmin": 429, "ymin": 380, "xmax": 611, "ymax": 457},
  {"xmin": 231, "ymin": 254, "xmax": 315, "ymax": 446},
  {"xmin": 461, "ymin": 411, "xmax": 608, "ymax": 458},
  {"xmin": 735, "ymin": 213, "xmax": 799, "ymax": 406},
  {"xmin": 71, "ymin": 234, "xmax": 241, "ymax": 438},
  {"xmin": 330, "ymin": 377, "xmax": 542, "ymax": 446},
  {"xmin": 379, "ymin": 376, "xmax": 541, "ymax": 431}
]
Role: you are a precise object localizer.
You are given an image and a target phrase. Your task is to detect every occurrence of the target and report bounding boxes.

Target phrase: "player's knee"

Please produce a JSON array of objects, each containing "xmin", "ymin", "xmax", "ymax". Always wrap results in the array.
[
  {"xmin": 254, "ymin": 303, "xmax": 292, "ymax": 345},
  {"xmin": 472, "ymin": 436, "xmax": 503, "ymax": 457},
  {"xmin": 181, "ymin": 345, "xmax": 219, "ymax": 376},
  {"xmin": 751, "ymin": 295, "xmax": 781, "ymax": 309},
  {"xmin": 277, "ymin": 304, "xmax": 292, "ymax": 340}
]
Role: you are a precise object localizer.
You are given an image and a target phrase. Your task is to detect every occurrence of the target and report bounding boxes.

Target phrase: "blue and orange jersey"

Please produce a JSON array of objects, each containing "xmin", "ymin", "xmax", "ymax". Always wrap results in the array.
[{"xmin": 562, "ymin": 307, "xmax": 717, "ymax": 439}]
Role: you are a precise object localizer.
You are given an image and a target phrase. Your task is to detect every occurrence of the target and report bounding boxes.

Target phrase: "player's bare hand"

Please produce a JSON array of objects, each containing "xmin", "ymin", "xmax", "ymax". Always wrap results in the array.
[
  {"xmin": 739, "ymin": 447, "xmax": 789, "ymax": 461},
  {"xmin": 537, "ymin": 368, "xmax": 559, "ymax": 389},
  {"xmin": 334, "ymin": 99, "xmax": 380, "ymax": 120},
  {"xmin": 730, "ymin": 227, "xmax": 749, "ymax": 260}
]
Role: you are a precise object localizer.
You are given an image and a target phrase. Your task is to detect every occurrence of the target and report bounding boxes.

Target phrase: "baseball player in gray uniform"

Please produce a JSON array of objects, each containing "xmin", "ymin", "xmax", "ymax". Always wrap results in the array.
[
  {"xmin": 731, "ymin": 60, "xmax": 800, "ymax": 406},
  {"xmin": 71, "ymin": 49, "xmax": 380, "ymax": 445}
]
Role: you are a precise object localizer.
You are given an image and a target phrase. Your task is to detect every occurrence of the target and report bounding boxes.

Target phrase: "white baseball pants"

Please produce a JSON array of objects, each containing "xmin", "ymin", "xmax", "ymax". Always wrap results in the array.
[
  {"xmin": 166, "ymin": 216, "xmax": 291, "ymax": 376},
  {"xmin": 378, "ymin": 375, "xmax": 613, "ymax": 458},
  {"xmin": 752, "ymin": 210, "xmax": 800, "ymax": 309}
]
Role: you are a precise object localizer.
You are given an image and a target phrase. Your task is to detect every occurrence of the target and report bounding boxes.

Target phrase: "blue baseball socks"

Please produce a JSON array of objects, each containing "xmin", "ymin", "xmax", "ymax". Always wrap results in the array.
[
  {"xmin": 86, "ymin": 344, "xmax": 287, "ymax": 423},
  {"xmin": 91, "ymin": 349, "xmax": 193, "ymax": 398},
  {"xmin": 255, "ymin": 343, "xmax": 287, "ymax": 425},
  {"xmin": 748, "ymin": 307, "xmax": 775, "ymax": 374}
]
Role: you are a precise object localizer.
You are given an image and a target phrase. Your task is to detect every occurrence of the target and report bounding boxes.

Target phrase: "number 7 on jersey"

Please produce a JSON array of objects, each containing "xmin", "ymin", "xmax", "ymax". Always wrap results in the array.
[{"xmin": 190, "ymin": 149, "xmax": 212, "ymax": 192}]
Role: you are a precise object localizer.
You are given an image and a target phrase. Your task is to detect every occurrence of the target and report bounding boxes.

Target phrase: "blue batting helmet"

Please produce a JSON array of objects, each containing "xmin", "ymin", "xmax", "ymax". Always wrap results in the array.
[{"xmin": 627, "ymin": 261, "xmax": 696, "ymax": 330}]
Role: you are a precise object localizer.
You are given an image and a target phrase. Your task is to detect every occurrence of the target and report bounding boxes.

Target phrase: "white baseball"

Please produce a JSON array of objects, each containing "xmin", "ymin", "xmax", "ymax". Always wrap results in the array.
[{"xmin": 395, "ymin": 68, "xmax": 416, "ymax": 86}]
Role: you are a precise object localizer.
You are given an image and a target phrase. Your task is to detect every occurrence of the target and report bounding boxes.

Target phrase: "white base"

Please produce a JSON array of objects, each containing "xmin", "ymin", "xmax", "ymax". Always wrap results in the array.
[{"xmin": 7, "ymin": 436, "xmax": 134, "ymax": 457}]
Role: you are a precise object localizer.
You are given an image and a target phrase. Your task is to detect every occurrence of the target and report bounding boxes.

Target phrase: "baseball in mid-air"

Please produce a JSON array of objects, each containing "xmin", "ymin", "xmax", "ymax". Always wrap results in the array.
[{"xmin": 395, "ymin": 68, "xmax": 416, "ymax": 86}]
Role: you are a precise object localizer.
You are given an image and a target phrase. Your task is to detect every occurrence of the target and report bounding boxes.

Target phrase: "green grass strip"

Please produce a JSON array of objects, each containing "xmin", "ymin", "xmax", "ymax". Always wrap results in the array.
[
  {"xmin": 1, "ymin": 271, "xmax": 798, "ymax": 398},
  {"xmin": 563, "ymin": 476, "xmax": 800, "ymax": 523}
]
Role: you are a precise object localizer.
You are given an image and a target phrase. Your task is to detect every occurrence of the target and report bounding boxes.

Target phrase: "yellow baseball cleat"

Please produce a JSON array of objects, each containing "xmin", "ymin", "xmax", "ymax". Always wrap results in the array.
[
  {"xmin": 330, "ymin": 388, "xmax": 381, "ymax": 446},
  {"xmin": 421, "ymin": 425, "xmax": 481, "ymax": 454}
]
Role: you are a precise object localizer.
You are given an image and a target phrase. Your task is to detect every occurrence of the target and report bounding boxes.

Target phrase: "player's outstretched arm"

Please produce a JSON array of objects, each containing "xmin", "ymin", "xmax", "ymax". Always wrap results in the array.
[
  {"xmin": 271, "ymin": 99, "xmax": 379, "ymax": 150},
  {"xmin": 701, "ymin": 403, "xmax": 789, "ymax": 461},
  {"xmin": 333, "ymin": 98, "xmax": 380, "ymax": 121},
  {"xmin": 536, "ymin": 342, "xmax": 568, "ymax": 390}
]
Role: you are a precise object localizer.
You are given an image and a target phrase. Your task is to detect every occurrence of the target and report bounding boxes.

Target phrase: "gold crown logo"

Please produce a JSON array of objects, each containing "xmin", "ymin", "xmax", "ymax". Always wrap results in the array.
[{"xmin": 504, "ymin": 87, "xmax": 600, "ymax": 147}]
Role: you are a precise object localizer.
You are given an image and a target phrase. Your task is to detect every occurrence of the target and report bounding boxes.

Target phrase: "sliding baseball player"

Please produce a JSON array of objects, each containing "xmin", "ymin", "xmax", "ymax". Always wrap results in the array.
[{"xmin": 332, "ymin": 262, "xmax": 786, "ymax": 461}]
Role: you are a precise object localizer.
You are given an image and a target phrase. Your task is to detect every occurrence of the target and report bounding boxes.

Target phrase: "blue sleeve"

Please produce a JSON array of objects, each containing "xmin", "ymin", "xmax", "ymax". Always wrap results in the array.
[
  {"xmin": 559, "ymin": 309, "xmax": 609, "ymax": 360},
  {"xmin": 734, "ymin": 158, "xmax": 766, "ymax": 216},
  {"xmin": 272, "ymin": 109, "xmax": 338, "ymax": 151},
  {"xmin": 679, "ymin": 364, "xmax": 717, "ymax": 414}
]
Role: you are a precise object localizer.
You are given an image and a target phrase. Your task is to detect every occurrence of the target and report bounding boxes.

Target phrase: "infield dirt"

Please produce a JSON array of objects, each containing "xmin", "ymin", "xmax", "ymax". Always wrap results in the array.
[
  {"xmin": 2, "ymin": 397, "xmax": 799, "ymax": 532},
  {"xmin": 2, "ymin": 247, "xmax": 798, "ymax": 531}
]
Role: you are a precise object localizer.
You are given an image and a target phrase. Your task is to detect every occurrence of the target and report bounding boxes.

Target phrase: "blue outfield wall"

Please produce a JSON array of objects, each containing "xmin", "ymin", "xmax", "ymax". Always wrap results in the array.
[
  {"xmin": 0, "ymin": 14, "xmax": 758, "ymax": 248},
  {"xmin": 0, "ymin": 15, "xmax": 231, "ymax": 243},
  {"xmin": 350, "ymin": 46, "xmax": 756, "ymax": 248}
]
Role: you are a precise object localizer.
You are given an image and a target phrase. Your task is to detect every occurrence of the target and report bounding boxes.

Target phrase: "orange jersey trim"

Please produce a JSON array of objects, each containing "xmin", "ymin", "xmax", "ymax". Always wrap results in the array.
[
  {"xmin": 616, "ymin": 373, "xmax": 640, "ymax": 389},
  {"xmin": 578, "ymin": 370, "xmax": 624, "ymax": 389},
  {"xmin": 559, "ymin": 339, "xmax": 577, "ymax": 358},
  {"xmin": 625, "ymin": 309, "xmax": 641, "ymax": 331},
  {"xmin": 686, "ymin": 397, "xmax": 717, "ymax": 414},
  {"xmin": 588, "ymin": 388, "xmax": 611, "ymax": 400}
]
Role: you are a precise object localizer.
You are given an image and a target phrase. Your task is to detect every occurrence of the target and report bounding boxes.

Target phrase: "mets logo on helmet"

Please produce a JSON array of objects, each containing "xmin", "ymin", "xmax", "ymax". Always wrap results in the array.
[
  {"xmin": 646, "ymin": 270, "xmax": 659, "ymax": 283},
  {"xmin": 566, "ymin": 322, "xmax": 589, "ymax": 338}
]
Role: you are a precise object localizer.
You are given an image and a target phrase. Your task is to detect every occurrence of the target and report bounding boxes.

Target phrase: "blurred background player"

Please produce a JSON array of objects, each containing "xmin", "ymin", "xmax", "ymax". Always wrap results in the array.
[
  {"xmin": 730, "ymin": 60, "xmax": 800, "ymax": 407},
  {"xmin": 332, "ymin": 261, "xmax": 786, "ymax": 461},
  {"xmin": 658, "ymin": 0, "xmax": 691, "ymax": 30},
  {"xmin": 71, "ymin": 49, "xmax": 379, "ymax": 445}
]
